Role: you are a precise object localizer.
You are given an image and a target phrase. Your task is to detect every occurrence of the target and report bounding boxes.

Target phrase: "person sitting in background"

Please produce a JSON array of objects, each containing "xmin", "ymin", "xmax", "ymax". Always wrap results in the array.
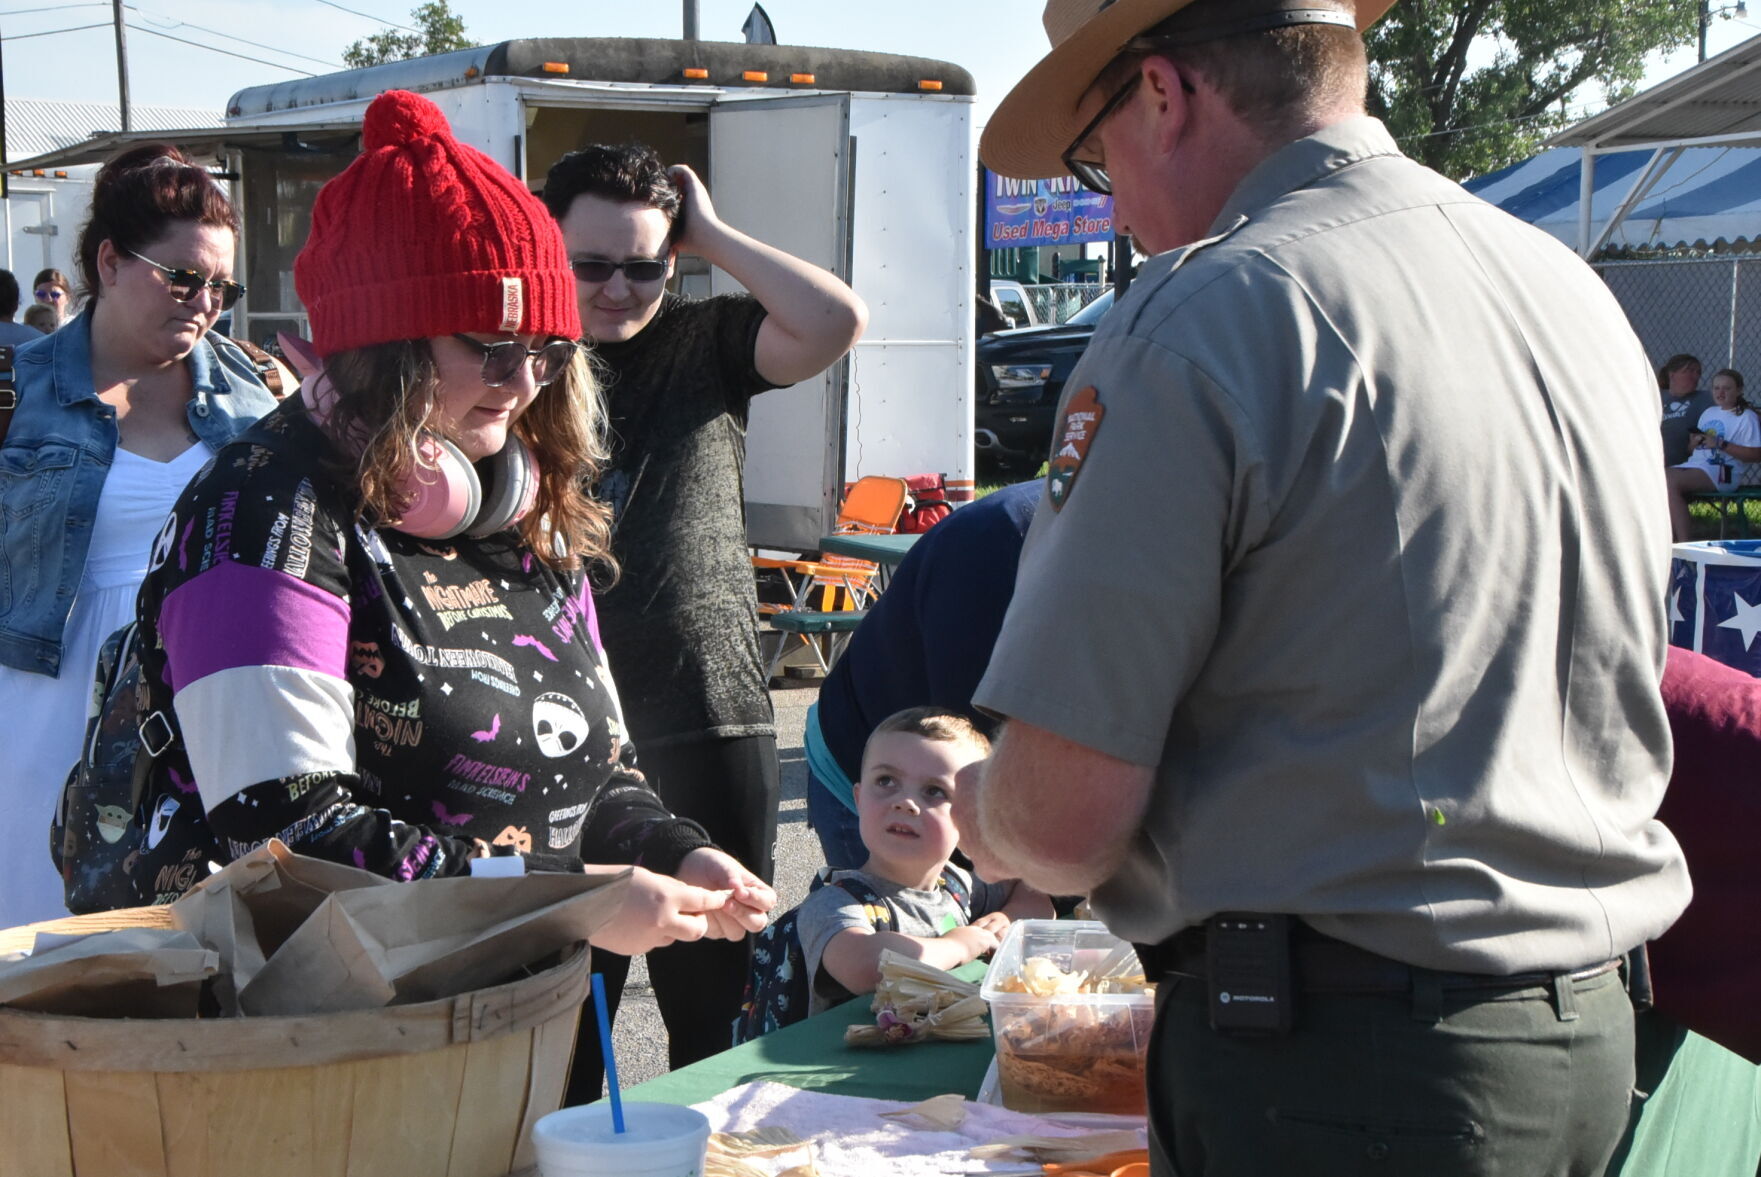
[
  {"xmin": 21, "ymin": 303, "xmax": 55, "ymax": 334},
  {"xmin": 0, "ymin": 144, "xmax": 279, "ymax": 931},
  {"xmin": 1660, "ymin": 353, "xmax": 1713, "ymax": 467},
  {"xmin": 792, "ymin": 708, "xmax": 1051, "ymax": 1016},
  {"xmin": 0, "ymin": 269, "xmax": 42, "ymax": 345},
  {"xmin": 31, "ymin": 268, "xmax": 74, "ymax": 329},
  {"xmin": 1666, "ymin": 368, "xmax": 1760, "ymax": 541}
]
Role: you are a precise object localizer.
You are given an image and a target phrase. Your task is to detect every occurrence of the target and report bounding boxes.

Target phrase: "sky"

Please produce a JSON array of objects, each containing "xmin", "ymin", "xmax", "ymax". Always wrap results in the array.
[{"xmin": 3, "ymin": 0, "xmax": 1759, "ymax": 138}]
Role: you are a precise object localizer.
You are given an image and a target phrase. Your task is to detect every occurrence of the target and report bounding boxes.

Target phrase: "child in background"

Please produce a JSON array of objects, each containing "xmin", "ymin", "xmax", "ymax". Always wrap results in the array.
[
  {"xmin": 21, "ymin": 303, "xmax": 54, "ymax": 334},
  {"xmin": 793, "ymin": 707, "xmax": 1054, "ymax": 1016}
]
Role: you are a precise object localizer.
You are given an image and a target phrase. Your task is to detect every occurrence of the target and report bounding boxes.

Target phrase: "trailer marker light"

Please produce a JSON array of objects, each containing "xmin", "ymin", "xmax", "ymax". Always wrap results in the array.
[
  {"xmin": 791, "ymin": 73, "xmax": 815, "ymax": 84},
  {"xmin": 683, "ymin": 67, "xmax": 710, "ymax": 80},
  {"xmin": 919, "ymin": 79, "xmax": 944, "ymax": 91},
  {"xmin": 742, "ymin": 70, "xmax": 769, "ymax": 82},
  {"xmin": 31, "ymin": 170, "xmax": 44, "ymax": 177},
  {"xmin": 54, "ymin": 170, "xmax": 67, "ymax": 178},
  {"xmin": 541, "ymin": 61, "xmax": 569, "ymax": 74}
]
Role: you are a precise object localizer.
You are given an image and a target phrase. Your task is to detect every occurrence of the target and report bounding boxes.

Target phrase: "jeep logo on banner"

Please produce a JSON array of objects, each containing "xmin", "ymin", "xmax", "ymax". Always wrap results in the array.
[{"xmin": 984, "ymin": 169, "xmax": 1116, "ymax": 248}]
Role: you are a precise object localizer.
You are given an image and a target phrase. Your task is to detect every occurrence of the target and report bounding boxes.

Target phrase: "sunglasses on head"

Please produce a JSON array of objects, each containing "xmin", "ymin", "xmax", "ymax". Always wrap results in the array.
[
  {"xmin": 569, "ymin": 258, "xmax": 668, "ymax": 284},
  {"xmin": 452, "ymin": 334, "xmax": 580, "ymax": 388},
  {"xmin": 129, "ymin": 250, "xmax": 245, "ymax": 311},
  {"xmin": 34, "ymin": 287, "xmax": 65, "ymax": 301}
]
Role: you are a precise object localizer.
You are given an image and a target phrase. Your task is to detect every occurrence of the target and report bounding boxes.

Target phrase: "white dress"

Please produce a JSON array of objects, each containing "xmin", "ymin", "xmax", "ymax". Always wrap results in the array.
[{"xmin": 0, "ymin": 441, "xmax": 210, "ymax": 929}]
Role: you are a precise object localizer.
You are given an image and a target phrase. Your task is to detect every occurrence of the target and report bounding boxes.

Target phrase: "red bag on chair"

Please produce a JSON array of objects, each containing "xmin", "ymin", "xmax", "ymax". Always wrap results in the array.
[{"xmin": 899, "ymin": 473, "xmax": 951, "ymax": 534}]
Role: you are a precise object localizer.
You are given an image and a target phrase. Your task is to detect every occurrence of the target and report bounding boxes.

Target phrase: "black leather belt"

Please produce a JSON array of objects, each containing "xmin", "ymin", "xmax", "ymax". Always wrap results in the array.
[{"xmin": 1139, "ymin": 924, "xmax": 1621, "ymax": 997}]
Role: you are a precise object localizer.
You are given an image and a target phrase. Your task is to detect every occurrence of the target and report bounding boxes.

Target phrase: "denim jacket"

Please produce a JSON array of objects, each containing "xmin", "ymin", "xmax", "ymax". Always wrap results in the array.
[{"xmin": 0, "ymin": 309, "xmax": 279, "ymax": 677}]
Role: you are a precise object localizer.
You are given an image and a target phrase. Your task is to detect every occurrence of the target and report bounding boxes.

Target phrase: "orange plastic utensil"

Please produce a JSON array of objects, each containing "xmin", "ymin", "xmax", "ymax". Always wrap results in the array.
[{"xmin": 1043, "ymin": 1148, "xmax": 1151, "ymax": 1176}]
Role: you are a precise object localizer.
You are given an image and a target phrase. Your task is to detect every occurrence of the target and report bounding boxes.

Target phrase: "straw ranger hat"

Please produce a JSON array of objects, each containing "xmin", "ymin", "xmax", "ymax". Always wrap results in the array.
[{"xmin": 981, "ymin": 0, "xmax": 1399, "ymax": 180}]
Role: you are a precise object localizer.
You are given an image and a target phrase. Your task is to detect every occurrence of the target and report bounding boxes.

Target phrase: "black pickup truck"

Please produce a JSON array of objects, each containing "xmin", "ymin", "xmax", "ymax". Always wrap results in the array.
[{"xmin": 975, "ymin": 289, "xmax": 1114, "ymax": 473}]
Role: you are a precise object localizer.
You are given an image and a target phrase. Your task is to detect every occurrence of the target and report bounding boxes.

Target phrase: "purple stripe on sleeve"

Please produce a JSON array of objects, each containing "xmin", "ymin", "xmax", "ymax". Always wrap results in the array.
[{"xmin": 160, "ymin": 561, "xmax": 350, "ymax": 693}]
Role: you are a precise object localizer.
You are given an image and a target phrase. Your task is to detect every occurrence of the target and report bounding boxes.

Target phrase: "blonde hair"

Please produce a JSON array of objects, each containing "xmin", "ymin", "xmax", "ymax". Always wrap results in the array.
[
  {"xmin": 319, "ymin": 342, "xmax": 614, "ymax": 573},
  {"xmin": 868, "ymin": 707, "xmax": 992, "ymax": 758}
]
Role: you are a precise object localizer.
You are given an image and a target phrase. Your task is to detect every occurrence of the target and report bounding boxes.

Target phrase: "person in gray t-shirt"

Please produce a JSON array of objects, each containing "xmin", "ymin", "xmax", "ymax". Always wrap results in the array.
[
  {"xmin": 1660, "ymin": 353, "xmax": 1715, "ymax": 467},
  {"xmin": 791, "ymin": 708, "xmax": 1051, "ymax": 1016}
]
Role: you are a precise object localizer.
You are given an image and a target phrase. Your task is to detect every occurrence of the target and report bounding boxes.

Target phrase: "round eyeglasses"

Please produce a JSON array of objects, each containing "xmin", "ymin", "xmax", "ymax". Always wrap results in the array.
[{"xmin": 452, "ymin": 334, "xmax": 580, "ymax": 388}]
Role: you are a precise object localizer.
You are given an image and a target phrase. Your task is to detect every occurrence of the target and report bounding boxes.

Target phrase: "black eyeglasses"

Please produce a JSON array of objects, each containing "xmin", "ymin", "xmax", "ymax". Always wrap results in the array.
[
  {"xmin": 33, "ymin": 287, "xmax": 64, "ymax": 301},
  {"xmin": 452, "ymin": 334, "xmax": 580, "ymax": 387},
  {"xmin": 1061, "ymin": 73, "xmax": 1142, "ymax": 196},
  {"xmin": 128, "ymin": 250, "xmax": 246, "ymax": 310},
  {"xmin": 569, "ymin": 258, "xmax": 668, "ymax": 284}
]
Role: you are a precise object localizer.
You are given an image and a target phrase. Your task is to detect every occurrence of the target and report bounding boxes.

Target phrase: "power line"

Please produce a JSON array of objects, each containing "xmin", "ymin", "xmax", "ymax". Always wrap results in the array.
[
  {"xmin": 0, "ymin": 3, "xmax": 109, "ymax": 13},
  {"xmin": 127, "ymin": 24, "xmax": 316, "ymax": 75},
  {"xmin": 1, "ymin": 21, "xmax": 111, "ymax": 40},
  {"xmin": 127, "ymin": 6, "xmax": 344, "ymax": 69},
  {"xmin": 311, "ymin": 0, "xmax": 420, "ymax": 33}
]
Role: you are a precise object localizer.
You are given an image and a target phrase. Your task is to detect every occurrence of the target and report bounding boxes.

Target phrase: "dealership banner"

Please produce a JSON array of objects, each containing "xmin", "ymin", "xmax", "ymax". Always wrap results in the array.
[{"xmin": 984, "ymin": 170, "xmax": 1116, "ymax": 248}]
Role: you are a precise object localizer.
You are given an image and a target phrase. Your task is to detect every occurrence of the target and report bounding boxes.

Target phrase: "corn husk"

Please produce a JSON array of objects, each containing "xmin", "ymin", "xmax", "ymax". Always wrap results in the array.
[
  {"xmin": 878, "ymin": 1092, "xmax": 969, "ymax": 1131},
  {"xmin": 845, "ymin": 951, "xmax": 990, "ymax": 1047},
  {"xmin": 706, "ymin": 1126, "xmax": 816, "ymax": 1177}
]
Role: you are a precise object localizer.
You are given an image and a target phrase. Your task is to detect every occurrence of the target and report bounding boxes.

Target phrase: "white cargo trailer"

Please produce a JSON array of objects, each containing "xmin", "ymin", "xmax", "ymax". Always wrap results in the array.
[{"xmin": 17, "ymin": 39, "xmax": 979, "ymax": 549}]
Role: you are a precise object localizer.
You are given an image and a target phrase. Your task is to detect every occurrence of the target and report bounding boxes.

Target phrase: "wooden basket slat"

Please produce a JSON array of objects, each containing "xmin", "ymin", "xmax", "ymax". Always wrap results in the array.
[
  {"xmin": 0, "ymin": 1062, "xmax": 73, "ymax": 1177},
  {"xmin": 66, "ymin": 1069, "xmax": 170, "ymax": 1177},
  {"xmin": 446, "ymin": 1031, "xmax": 533, "ymax": 1177},
  {"xmin": 343, "ymin": 1045, "xmax": 469, "ymax": 1176}
]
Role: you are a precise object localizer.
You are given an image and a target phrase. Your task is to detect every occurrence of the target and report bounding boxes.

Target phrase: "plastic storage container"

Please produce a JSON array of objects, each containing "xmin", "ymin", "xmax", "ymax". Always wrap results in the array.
[{"xmin": 979, "ymin": 919, "xmax": 1154, "ymax": 1115}]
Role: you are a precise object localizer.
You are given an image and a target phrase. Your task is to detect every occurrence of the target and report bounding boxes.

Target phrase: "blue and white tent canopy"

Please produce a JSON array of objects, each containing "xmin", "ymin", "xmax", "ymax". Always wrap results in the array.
[{"xmin": 1463, "ymin": 146, "xmax": 1761, "ymax": 252}]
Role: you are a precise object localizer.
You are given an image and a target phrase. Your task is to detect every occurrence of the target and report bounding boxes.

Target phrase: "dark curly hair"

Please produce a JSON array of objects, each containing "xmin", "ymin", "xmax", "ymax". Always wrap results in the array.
[
  {"xmin": 76, "ymin": 143, "xmax": 239, "ymax": 302},
  {"xmin": 542, "ymin": 143, "xmax": 682, "ymax": 233}
]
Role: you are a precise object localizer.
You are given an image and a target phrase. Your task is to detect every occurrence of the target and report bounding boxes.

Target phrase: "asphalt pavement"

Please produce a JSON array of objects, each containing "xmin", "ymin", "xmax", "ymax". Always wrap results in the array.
[{"xmin": 607, "ymin": 677, "xmax": 825, "ymax": 1091}]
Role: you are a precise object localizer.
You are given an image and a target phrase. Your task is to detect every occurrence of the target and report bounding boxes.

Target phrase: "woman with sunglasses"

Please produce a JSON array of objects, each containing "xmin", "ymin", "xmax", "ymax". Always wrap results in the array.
[
  {"xmin": 0, "ymin": 144, "xmax": 280, "ymax": 929},
  {"xmin": 131, "ymin": 93, "xmax": 774, "ymax": 1071},
  {"xmin": 30, "ymin": 269, "xmax": 74, "ymax": 328}
]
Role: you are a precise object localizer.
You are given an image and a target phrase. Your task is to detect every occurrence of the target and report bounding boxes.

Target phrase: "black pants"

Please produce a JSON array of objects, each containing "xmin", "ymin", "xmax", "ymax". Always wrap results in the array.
[
  {"xmin": 1147, "ymin": 966, "xmax": 1636, "ymax": 1176},
  {"xmin": 564, "ymin": 732, "xmax": 779, "ymax": 1105}
]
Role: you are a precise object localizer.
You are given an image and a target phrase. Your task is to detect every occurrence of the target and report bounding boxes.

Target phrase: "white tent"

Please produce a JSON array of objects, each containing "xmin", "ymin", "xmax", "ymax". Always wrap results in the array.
[{"xmin": 1464, "ymin": 145, "xmax": 1761, "ymax": 254}]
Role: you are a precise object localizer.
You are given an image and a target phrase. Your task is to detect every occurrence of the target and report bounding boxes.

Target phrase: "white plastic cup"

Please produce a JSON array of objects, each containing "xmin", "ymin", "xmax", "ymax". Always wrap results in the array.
[{"xmin": 532, "ymin": 1102, "xmax": 712, "ymax": 1177}]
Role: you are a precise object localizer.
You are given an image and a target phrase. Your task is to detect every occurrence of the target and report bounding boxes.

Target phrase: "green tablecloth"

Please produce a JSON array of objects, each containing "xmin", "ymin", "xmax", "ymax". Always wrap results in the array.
[
  {"xmin": 625, "ymin": 994, "xmax": 1760, "ymax": 1177},
  {"xmin": 817, "ymin": 532, "xmax": 920, "ymax": 567},
  {"xmin": 625, "ymin": 963, "xmax": 991, "ymax": 1106}
]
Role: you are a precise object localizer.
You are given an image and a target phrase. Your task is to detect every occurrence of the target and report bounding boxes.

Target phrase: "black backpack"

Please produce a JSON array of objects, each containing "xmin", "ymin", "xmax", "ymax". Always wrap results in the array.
[
  {"xmin": 734, "ymin": 867, "xmax": 971, "ymax": 1044},
  {"xmin": 49, "ymin": 620, "xmax": 222, "ymax": 913}
]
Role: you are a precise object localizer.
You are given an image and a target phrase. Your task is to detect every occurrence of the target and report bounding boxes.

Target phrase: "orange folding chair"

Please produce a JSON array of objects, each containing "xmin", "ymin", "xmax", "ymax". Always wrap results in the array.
[{"xmin": 754, "ymin": 476, "xmax": 908, "ymax": 676}]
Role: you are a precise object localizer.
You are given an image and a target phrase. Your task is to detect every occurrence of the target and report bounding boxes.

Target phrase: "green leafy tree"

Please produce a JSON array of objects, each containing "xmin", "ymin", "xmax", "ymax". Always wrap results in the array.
[
  {"xmin": 342, "ymin": 1, "xmax": 476, "ymax": 69},
  {"xmin": 1366, "ymin": 0, "xmax": 1700, "ymax": 181}
]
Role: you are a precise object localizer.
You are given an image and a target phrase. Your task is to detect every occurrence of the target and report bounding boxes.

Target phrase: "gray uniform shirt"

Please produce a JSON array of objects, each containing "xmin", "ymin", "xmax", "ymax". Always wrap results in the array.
[
  {"xmin": 796, "ymin": 865, "xmax": 1007, "ymax": 1015},
  {"xmin": 975, "ymin": 117, "xmax": 1691, "ymax": 975}
]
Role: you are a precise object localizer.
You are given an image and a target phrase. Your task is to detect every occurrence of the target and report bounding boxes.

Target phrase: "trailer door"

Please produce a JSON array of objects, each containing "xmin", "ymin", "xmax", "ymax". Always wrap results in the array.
[{"xmin": 709, "ymin": 94, "xmax": 852, "ymax": 552}]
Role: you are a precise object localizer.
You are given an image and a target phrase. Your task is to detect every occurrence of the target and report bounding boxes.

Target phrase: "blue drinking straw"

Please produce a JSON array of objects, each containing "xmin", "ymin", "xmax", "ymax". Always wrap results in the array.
[{"xmin": 590, "ymin": 972, "xmax": 626, "ymax": 1133}]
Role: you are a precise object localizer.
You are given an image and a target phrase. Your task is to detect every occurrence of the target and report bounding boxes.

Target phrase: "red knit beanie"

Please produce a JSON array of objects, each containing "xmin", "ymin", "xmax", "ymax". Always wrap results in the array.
[{"xmin": 294, "ymin": 90, "xmax": 580, "ymax": 356}]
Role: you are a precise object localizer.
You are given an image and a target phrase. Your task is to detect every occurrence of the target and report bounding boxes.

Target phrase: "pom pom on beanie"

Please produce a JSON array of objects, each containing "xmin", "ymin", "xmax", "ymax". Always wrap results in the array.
[{"xmin": 295, "ymin": 90, "xmax": 579, "ymax": 356}]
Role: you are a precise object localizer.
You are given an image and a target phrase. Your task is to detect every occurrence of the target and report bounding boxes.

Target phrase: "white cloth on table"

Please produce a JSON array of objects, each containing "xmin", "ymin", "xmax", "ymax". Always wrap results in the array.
[
  {"xmin": 0, "ymin": 441, "xmax": 208, "ymax": 930},
  {"xmin": 691, "ymin": 1080, "xmax": 1144, "ymax": 1177}
]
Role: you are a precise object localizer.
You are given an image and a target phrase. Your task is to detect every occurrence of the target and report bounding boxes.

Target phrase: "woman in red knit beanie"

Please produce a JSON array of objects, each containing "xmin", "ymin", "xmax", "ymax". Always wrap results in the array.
[{"xmin": 130, "ymin": 90, "xmax": 775, "ymax": 1087}]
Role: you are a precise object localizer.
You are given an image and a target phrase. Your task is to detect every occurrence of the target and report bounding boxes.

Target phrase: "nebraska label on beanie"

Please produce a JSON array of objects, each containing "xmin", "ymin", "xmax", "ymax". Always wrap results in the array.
[{"xmin": 294, "ymin": 90, "xmax": 581, "ymax": 356}]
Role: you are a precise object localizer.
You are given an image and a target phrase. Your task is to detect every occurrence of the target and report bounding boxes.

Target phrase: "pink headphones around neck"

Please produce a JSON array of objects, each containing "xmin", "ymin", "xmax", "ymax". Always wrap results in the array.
[{"xmin": 278, "ymin": 333, "xmax": 540, "ymax": 541}]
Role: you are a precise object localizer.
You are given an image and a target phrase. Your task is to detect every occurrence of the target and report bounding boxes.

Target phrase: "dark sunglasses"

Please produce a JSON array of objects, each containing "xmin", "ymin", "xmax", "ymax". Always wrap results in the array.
[
  {"xmin": 129, "ymin": 249, "xmax": 246, "ymax": 311},
  {"xmin": 569, "ymin": 258, "xmax": 668, "ymax": 284},
  {"xmin": 34, "ymin": 287, "xmax": 65, "ymax": 301},
  {"xmin": 1061, "ymin": 73, "xmax": 1142, "ymax": 196},
  {"xmin": 452, "ymin": 334, "xmax": 580, "ymax": 388}
]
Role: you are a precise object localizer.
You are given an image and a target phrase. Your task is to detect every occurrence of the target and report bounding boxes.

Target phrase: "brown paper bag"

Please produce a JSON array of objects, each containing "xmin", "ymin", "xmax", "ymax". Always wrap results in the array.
[
  {"xmin": 239, "ymin": 869, "xmax": 628, "ymax": 1015},
  {"xmin": 170, "ymin": 840, "xmax": 391, "ymax": 1013},
  {"xmin": 0, "ymin": 928, "xmax": 216, "ymax": 1017}
]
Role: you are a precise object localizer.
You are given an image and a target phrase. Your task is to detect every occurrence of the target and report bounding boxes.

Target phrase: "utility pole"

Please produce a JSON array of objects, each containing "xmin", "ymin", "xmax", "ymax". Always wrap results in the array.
[
  {"xmin": 1700, "ymin": 0, "xmax": 1711, "ymax": 61},
  {"xmin": 112, "ymin": 0, "xmax": 131, "ymax": 132},
  {"xmin": 683, "ymin": 0, "xmax": 699, "ymax": 41}
]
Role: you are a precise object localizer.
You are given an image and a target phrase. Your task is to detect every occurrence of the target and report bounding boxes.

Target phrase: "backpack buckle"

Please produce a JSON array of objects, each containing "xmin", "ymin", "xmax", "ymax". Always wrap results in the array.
[{"xmin": 138, "ymin": 710, "xmax": 177, "ymax": 758}]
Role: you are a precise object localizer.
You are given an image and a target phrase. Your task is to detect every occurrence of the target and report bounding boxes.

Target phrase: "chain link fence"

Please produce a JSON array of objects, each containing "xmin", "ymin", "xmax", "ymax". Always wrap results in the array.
[
  {"xmin": 1594, "ymin": 256, "xmax": 1761, "ymax": 381},
  {"xmin": 1020, "ymin": 283, "xmax": 1109, "ymax": 325}
]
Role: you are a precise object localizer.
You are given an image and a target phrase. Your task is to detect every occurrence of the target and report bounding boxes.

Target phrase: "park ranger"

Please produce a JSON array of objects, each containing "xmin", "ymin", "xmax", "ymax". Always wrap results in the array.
[{"xmin": 954, "ymin": 0, "xmax": 1693, "ymax": 1173}]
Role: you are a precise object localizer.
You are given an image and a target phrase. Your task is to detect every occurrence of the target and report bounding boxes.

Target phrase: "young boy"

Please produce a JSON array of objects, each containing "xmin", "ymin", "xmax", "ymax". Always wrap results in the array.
[{"xmin": 794, "ymin": 707, "xmax": 1054, "ymax": 1016}]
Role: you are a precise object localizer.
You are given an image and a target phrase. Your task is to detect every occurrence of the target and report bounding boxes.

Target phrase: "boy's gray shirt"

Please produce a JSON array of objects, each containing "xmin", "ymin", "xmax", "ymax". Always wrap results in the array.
[{"xmin": 796, "ymin": 865, "xmax": 1008, "ymax": 1015}]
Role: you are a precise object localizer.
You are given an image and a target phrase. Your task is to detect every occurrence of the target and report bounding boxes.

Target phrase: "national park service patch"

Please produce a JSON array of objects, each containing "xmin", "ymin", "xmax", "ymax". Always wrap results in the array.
[{"xmin": 1047, "ymin": 385, "xmax": 1104, "ymax": 510}]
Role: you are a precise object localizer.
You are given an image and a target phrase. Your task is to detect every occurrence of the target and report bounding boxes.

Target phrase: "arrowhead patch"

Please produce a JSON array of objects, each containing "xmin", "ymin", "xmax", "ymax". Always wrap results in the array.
[{"xmin": 1047, "ymin": 385, "xmax": 1104, "ymax": 510}]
